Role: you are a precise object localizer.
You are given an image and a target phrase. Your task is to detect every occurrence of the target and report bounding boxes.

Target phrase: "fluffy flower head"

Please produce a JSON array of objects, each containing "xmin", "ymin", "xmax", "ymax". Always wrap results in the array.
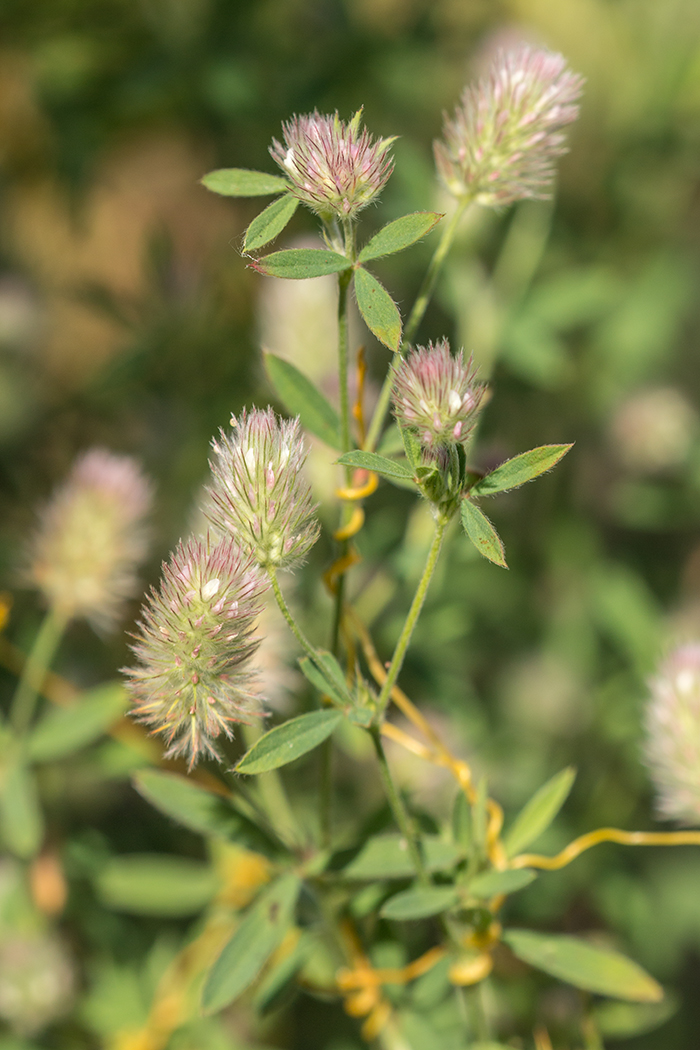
[
  {"xmin": 644, "ymin": 644, "xmax": 700, "ymax": 824},
  {"xmin": 125, "ymin": 535, "xmax": 267, "ymax": 768},
  {"xmin": 392, "ymin": 340, "xmax": 485, "ymax": 448},
  {"xmin": 207, "ymin": 408, "xmax": 320, "ymax": 571},
  {"xmin": 28, "ymin": 449, "xmax": 152, "ymax": 630},
  {"xmin": 270, "ymin": 109, "xmax": 395, "ymax": 221},
  {"xmin": 434, "ymin": 46, "xmax": 584, "ymax": 206}
]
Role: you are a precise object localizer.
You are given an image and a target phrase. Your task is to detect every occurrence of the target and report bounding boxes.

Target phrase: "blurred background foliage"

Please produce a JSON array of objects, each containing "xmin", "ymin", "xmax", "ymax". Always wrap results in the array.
[{"xmin": 1, "ymin": 0, "xmax": 700, "ymax": 1047}]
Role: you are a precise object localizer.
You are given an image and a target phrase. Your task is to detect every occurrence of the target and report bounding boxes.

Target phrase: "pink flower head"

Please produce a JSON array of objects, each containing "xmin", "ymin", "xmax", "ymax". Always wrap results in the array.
[
  {"xmin": 392, "ymin": 340, "xmax": 485, "ymax": 448},
  {"xmin": 645, "ymin": 644, "xmax": 700, "ymax": 824},
  {"xmin": 434, "ymin": 46, "xmax": 584, "ymax": 206},
  {"xmin": 207, "ymin": 408, "xmax": 320, "ymax": 571},
  {"xmin": 270, "ymin": 109, "xmax": 395, "ymax": 221},
  {"xmin": 125, "ymin": 535, "xmax": 268, "ymax": 768},
  {"xmin": 29, "ymin": 448, "xmax": 152, "ymax": 630}
]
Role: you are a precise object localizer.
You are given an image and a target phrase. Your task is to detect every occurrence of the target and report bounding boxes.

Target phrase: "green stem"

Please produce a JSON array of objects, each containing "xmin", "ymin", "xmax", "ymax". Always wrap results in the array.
[
  {"xmin": 10, "ymin": 607, "xmax": 66, "ymax": 735},
  {"xmin": 267, "ymin": 567, "xmax": 317, "ymax": 662},
  {"xmin": 376, "ymin": 517, "xmax": 447, "ymax": 718},
  {"xmin": 241, "ymin": 723, "xmax": 302, "ymax": 849},
  {"xmin": 370, "ymin": 726, "xmax": 428, "ymax": 885},
  {"xmin": 364, "ymin": 195, "xmax": 472, "ymax": 453}
]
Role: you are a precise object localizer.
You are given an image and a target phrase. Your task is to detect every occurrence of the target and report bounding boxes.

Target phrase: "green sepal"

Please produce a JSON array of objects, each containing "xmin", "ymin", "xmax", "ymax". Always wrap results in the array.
[
  {"xmin": 236, "ymin": 710, "xmax": 343, "ymax": 775},
  {"xmin": 358, "ymin": 212, "xmax": 443, "ymax": 263},
  {"xmin": 264, "ymin": 352, "xmax": 342, "ymax": 449},
  {"xmin": 202, "ymin": 873, "xmax": 301, "ymax": 1013},
  {"xmin": 201, "ymin": 168, "xmax": 289, "ymax": 197},
  {"xmin": 244, "ymin": 194, "xmax": 299, "ymax": 252},
  {"xmin": 460, "ymin": 498, "xmax": 507, "ymax": 567},
  {"xmin": 250, "ymin": 248, "xmax": 350, "ymax": 279},
  {"xmin": 354, "ymin": 267, "xmax": 402, "ymax": 352},
  {"xmin": 504, "ymin": 767, "xmax": 576, "ymax": 858},
  {"xmin": 26, "ymin": 682, "xmax": 128, "ymax": 762},
  {"xmin": 95, "ymin": 854, "xmax": 218, "ymax": 916},
  {"xmin": 503, "ymin": 929, "xmax": 664, "ymax": 1002},
  {"xmin": 337, "ymin": 449, "xmax": 414, "ymax": 483},
  {"xmin": 380, "ymin": 887, "xmax": 459, "ymax": 921},
  {"xmin": 471, "ymin": 444, "xmax": 573, "ymax": 496}
]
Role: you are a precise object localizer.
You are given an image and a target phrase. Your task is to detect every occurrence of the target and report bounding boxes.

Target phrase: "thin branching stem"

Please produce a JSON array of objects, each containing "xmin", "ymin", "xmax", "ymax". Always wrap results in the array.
[{"xmin": 10, "ymin": 607, "xmax": 67, "ymax": 735}]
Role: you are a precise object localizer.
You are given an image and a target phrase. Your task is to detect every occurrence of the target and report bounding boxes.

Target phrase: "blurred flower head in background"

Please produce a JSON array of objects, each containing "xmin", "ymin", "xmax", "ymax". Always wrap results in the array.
[
  {"xmin": 434, "ymin": 46, "xmax": 584, "ymax": 206},
  {"xmin": 125, "ymin": 535, "xmax": 267, "ymax": 768},
  {"xmin": 28, "ymin": 449, "xmax": 152, "ymax": 630},
  {"xmin": 392, "ymin": 339, "xmax": 485, "ymax": 449},
  {"xmin": 208, "ymin": 408, "xmax": 320, "ymax": 571},
  {"xmin": 610, "ymin": 387, "xmax": 698, "ymax": 474},
  {"xmin": 645, "ymin": 643, "xmax": 700, "ymax": 824},
  {"xmin": 0, "ymin": 932, "xmax": 75, "ymax": 1035},
  {"xmin": 270, "ymin": 109, "xmax": 395, "ymax": 222}
]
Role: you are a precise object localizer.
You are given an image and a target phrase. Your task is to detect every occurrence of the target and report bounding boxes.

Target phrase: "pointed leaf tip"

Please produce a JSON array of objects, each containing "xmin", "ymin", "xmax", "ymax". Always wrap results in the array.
[{"xmin": 460, "ymin": 499, "xmax": 507, "ymax": 567}]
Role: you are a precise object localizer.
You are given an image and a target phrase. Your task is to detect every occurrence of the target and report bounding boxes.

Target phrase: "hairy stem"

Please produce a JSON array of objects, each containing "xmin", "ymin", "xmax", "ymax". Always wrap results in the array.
[
  {"xmin": 376, "ymin": 517, "xmax": 447, "ymax": 718},
  {"xmin": 10, "ymin": 608, "xmax": 67, "ymax": 735},
  {"xmin": 370, "ymin": 726, "xmax": 428, "ymax": 884},
  {"xmin": 267, "ymin": 567, "xmax": 317, "ymax": 662},
  {"xmin": 364, "ymin": 196, "xmax": 472, "ymax": 453}
]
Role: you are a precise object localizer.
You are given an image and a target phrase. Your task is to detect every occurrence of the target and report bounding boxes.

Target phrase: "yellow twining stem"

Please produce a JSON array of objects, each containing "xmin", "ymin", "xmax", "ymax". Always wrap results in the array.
[
  {"xmin": 336, "ymin": 471, "xmax": 379, "ymax": 501},
  {"xmin": 337, "ymin": 945, "xmax": 447, "ymax": 990},
  {"xmin": 512, "ymin": 827, "xmax": 700, "ymax": 871},
  {"xmin": 324, "ymin": 548, "xmax": 363, "ymax": 595},
  {"xmin": 353, "ymin": 346, "xmax": 368, "ymax": 446},
  {"xmin": 534, "ymin": 1025, "xmax": 554, "ymax": 1050},
  {"xmin": 333, "ymin": 506, "xmax": 366, "ymax": 541}
]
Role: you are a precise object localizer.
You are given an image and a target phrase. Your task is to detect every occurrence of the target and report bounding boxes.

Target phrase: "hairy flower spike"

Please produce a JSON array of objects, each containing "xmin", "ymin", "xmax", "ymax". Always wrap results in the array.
[
  {"xmin": 208, "ymin": 408, "xmax": 320, "ymax": 571},
  {"xmin": 434, "ymin": 46, "xmax": 584, "ymax": 206},
  {"xmin": 645, "ymin": 644, "xmax": 700, "ymax": 824},
  {"xmin": 270, "ymin": 109, "xmax": 395, "ymax": 221},
  {"xmin": 125, "ymin": 535, "xmax": 267, "ymax": 768},
  {"xmin": 392, "ymin": 340, "xmax": 485, "ymax": 449},
  {"xmin": 28, "ymin": 449, "xmax": 152, "ymax": 630}
]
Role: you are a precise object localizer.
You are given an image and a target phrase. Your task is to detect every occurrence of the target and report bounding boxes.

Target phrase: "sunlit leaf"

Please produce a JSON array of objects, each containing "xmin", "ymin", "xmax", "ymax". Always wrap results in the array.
[
  {"xmin": 471, "ymin": 444, "xmax": 573, "ymax": 496},
  {"xmin": 354, "ymin": 267, "xmax": 402, "ymax": 352},
  {"xmin": 337, "ymin": 449, "xmax": 414, "ymax": 482},
  {"xmin": 244, "ymin": 194, "xmax": 299, "ymax": 251},
  {"xmin": 504, "ymin": 767, "xmax": 576, "ymax": 857},
  {"xmin": 359, "ymin": 212, "xmax": 442, "ymax": 263},
  {"xmin": 503, "ymin": 929, "xmax": 664, "ymax": 1002},
  {"xmin": 460, "ymin": 499, "xmax": 507, "ymax": 567},
  {"xmin": 250, "ymin": 248, "xmax": 350, "ymax": 279},
  {"xmin": 236, "ymin": 710, "xmax": 343, "ymax": 775},
  {"xmin": 264, "ymin": 352, "xmax": 341, "ymax": 448},
  {"xmin": 201, "ymin": 168, "xmax": 289, "ymax": 196},
  {"xmin": 202, "ymin": 873, "xmax": 301, "ymax": 1013}
]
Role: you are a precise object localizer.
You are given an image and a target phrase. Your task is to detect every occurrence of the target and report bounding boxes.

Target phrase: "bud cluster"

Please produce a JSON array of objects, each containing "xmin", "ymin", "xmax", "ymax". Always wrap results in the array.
[
  {"xmin": 125, "ymin": 536, "xmax": 267, "ymax": 768},
  {"xmin": 29, "ymin": 448, "xmax": 152, "ymax": 630},
  {"xmin": 645, "ymin": 644, "xmax": 700, "ymax": 824},
  {"xmin": 434, "ymin": 46, "xmax": 584, "ymax": 207},
  {"xmin": 392, "ymin": 340, "xmax": 485, "ymax": 450},
  {"xmin": 270, "ymin": 109, "xmax": 395, "ymax": 222},
  {"xmin": 208, "ymin": 408, "xmax": 320, "ymax": 572}
]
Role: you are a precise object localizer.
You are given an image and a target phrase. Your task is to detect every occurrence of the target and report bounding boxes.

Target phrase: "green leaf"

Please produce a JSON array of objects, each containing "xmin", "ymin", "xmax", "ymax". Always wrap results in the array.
[
  {"xmin": 132, "ymin": 770, "xmax": 279, "ymax": 855},
  {"xmin": 96, "ymin": 855, "xmax": 218, "ymax": 916},
  {"xmin": 354, "ymin": 267, "xmax": 402, "ymax": 352},
  {"xmin": 202, "ymin": 873, "xmax": 301, "ymax": 1013},
  {"xmin": 400, "ymin": 426, "xmax": 422, "ymax": 470},
  {"xmin": 26, "ymin": 682, "xmax": 128, "ymax": 762},
  {"xmin": 337, "ymin": 449, "xmax": 414, "ymax": 482},
  {"xmin": 343, "ymin": 834, "xmax": 462, "ymax": 880},
  {"xmin": 593, "ymin": 997, "xmax": 677, "ymax": 1038},
  {"xmin": 298, "ymin": 650, "xmax": 352, "ymax": 706},
  {"xmin": 381, "ymin": 887, "xmax": 459, "ymax": 921},
  {"xmin": 460, "ymin": 499, "xmax": 507, "ymax": 567},
  {"xmin": 243, "ymin": 194, "xmax": 299, "ymax": 252},
  {"xmin": 236, "ymin": 710, "xmax": 343, "ymax": 775},
  {"xmin": 358, "ymin": 212, "xmax": 442, "ymax": 263},
  {"xmin": 0, "ymin": 758, "xmax": 43, "ymax": 859},
  {"xmin": 471, "ymin": 444, "xmax": 573, "ymax": 496},
  {"xmin": 264, "ymin": 353, "xmax": 341, "ymax": 449},
  {"xmin": 468, "ymin": 868, "xmax": 537, "ymax": 899},
  {"xmin": 253, "ymin": 931, "xmax": 313, "ymax": 1014},
  {"xmin": 250, "ymin": 248, "xmax": 350, "ymax": 279},
  {"xmin": 504, "ymin": 767, "xmax": 576, "ymax": 858},
  {"xmin": 503, "ymin": 929, "xmax": 664, "ymax": 1002},
  {"xmin": 201, "ymin": 168, "xmax": 289, "ymax": 197}
]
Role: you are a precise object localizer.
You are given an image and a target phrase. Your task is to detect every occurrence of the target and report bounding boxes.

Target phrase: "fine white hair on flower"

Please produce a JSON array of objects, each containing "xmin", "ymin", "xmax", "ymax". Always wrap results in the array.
[
  {"xmin": 269, "ymin": 109, "xmax": 395, "ymax": 222},
  {"xmin": 28, "ymin": 448, "xmax": 153, "ymax": 630},
  {"xmin": 124, "ymin": 534, "xmax": 268, "ymax": 769},
  {"xmin": 207, "ymin": 407, "xmax": 320, "ymax": 572},
  {"xmin": 434, "ymin": 45, "xmax": 584, "ymax": 207},
  {"xmin": 644, "ymin": 643, "xmax": 700, "ymax": 824}
]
